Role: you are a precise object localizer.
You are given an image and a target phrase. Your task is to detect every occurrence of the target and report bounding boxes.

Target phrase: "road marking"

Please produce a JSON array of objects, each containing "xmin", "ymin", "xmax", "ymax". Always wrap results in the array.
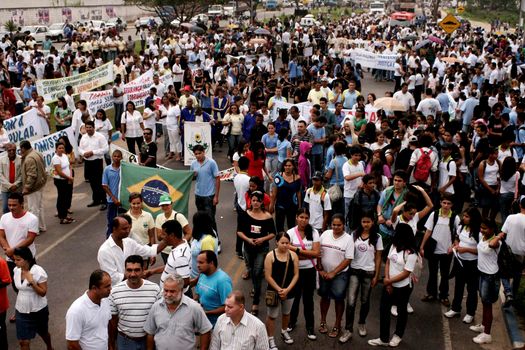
[
  {"xmin": 441, "ymin": 304, "xmax": 453, "ymax": 350},
  {"xmin": 231, "ymin": 258, "xmax": 245, "ymax": 287},
  {"xmin": 36, "ymin": 210, "xmax": 102, "ymax": 259}
]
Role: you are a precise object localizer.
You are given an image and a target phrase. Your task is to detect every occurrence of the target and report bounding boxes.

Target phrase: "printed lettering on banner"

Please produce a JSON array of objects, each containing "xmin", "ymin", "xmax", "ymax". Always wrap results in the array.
[
  {"xmin": 3, "ymin": 109, "xmax": 45, "ymax": 144},
  {"xmin": 31, "ymin": 127, "xmax": 78, "ymax": 172},
  {"xmin": 123, "ymin": 70, "xmax": 172, "ymax": 109},
  {"xmin": 184, "ymin": 122, "xmax": 212, "ymax": 166},
  {"xmin": 110, "ymin": 143, "xmax": 139, "ymax": 164},
  {"xmin": 80, "ymin": 90, "xmax": 114, "ymax": 116},
  {"xmin": 353, "ymin": 49, "xmax": 397, "ymax": 71}
]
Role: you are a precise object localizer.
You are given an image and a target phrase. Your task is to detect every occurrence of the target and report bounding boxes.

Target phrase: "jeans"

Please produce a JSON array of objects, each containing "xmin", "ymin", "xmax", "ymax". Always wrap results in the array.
[
  {"xmin": 265, "ymin": 157, "xmax": 279, "ymax": 193},
  {"xmin": 244, "ymin": 248, "xmax": 268, "ymax": 305},
  {"xmin": 427, "ymin": 253, "xmax": 452, "ymax": 299},
  {"xmin": 451, "ymin": 258, "xmax": 478, "ymax": 316},
  {"xmin": 275, "ymin": 205, "xmax": 298, "ymax": 232},
  {"xmin": 84, "ymin": 159, "xmax": 105, "ymax": 204},
  {"xmin": 345, "ymin": 269, "xmax": 374, "ymax": 331},
  {"xmin": 117, "ymin": 333, "xmax": 146, "ymax": 350},
  {"xmin": 27, "ymin": 188, "xmax": 46, "ymax": 231},
  {"xmin": 54, "ymin": 179, "xmax": 73, "ymax": 220},
  {"xmin": 499, "ymin": 192, "xmax": 514, "ymax": 225},
  {"xmin": 1, "ymin": 191, "xmax": 9, "ymax": 214},
  {"xmin": 379, "ymin": 285, "xmax": 412, "ymax": 342},
  {"xmin": 106, "ymin": 202, "xmax": 120, "ymax": 238},
  {"xmin": 289, "ymin": 267, "xmax": 316, "ymax": 331},
  {"xmin": 310, "ymin": 153, "xmax": 323, "ymax": 174},
  {"xmin": 162, "ymin": 124, "xmax": 170, "ymax": 154},
  {"xmin": 114, "ymin": 103, "xmax": 124, "ymax": 131},
  {"xmin": 502, "ymin": 254, "xmax": 524, "ymax": 298},
  {"xmin": 126, "ymin": 136, "xmax": 143, "ymax": 155},
  {"xmin": 196, "ymin": 195, "xmax": 218, "ymax": 235},
  {"xmin": 227, "ymin": 134, "xmax": 241, "ymax": 158}
]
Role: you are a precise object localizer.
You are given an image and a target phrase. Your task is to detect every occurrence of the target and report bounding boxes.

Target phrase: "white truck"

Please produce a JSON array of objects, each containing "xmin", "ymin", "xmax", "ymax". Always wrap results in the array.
[
  {"xmin": 208, "ymin": 5, "xmax": 225, "ymax": 18},
  {"xmin": 369, "ymin": 1, "xmax": 386, "ymax": 15}
]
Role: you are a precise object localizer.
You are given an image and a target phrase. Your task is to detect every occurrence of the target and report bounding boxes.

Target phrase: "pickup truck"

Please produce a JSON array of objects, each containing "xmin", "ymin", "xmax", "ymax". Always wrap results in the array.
[{"xmin": 208, "ymin": 5, "xmax": 224, "ymax": 18}]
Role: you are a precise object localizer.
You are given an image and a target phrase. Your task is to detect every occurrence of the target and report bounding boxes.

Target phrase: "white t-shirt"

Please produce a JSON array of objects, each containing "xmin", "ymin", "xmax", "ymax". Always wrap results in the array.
[
  {"xmin": 166, "ymin": 105, "xmax": 181, "ymax": 131},
  {"xmin": 457, "ymin": 226, "xmax": 478, "ymax": 261},
  {"xmin": 304, "ymin": 188, "xmax": 332, "ymax": 230},
  {"xmin": 288, "ymin": 226, "xmax": 320, "ymax": 269},
  {"xmin": 502, "ymin": 213, "xmax": 525, "ymax": 256},
  {"xmin": 0, "ymin": 211, "xmax": 38, "ymax": 261},
  {"xmin": 477, "ymin": 238, "xmax": 501, "ymax": 275},
  {"xmin": 66, "ymin": 293, "xmax": 112, "ymax": 350},
  {"xmin": 424, "ymin": 211, "xmax": 460, "ymax": 255},
  {"xmin": 438, "ymin": 158, "xmax": 456, "ymax": 194},
  {"xmin": 387, "ymin": 245, "xmax": 417, "ymax": 288},
  {"xmin": 393, "ymin": 212, "xmax": 420, "ymax": 235},
  {"xmin": 160, "ymin": 241, "xmax": 191, "ymax": 291},
  {"xmin": 500, "ymin": 171, "xmax": 519, "ymax": 194},
  {"xmin": 52, "ymin": 153, "xmax": 71, "ymax": 179},
  {"xmin": 416, "ymin": 98, "xmax": 442, "ymax": 117},
  {"xmin": 95, "ymin": 118, "xmax": 113, "ymax": 141},
  {"xmin": 351, "ymin": 234, "xmax": 383, "ymax": 271},
  {"xmin": 319, "ymin": 230, "xmax": 354, "ymax": 273},
  {"xmin": 122, "ymin": 110, "xmax": 144, "ymax": 138},
  {"xmin": 14, "ymin": 264, "xmax": 48, "ymax": 313},
  {"xmin": 233, "ymin": 173, "xmax": 250, "ymax": 211},
  {"xmin": 342, "ymin": 161, "xmax": 364, "ymax": 199}
]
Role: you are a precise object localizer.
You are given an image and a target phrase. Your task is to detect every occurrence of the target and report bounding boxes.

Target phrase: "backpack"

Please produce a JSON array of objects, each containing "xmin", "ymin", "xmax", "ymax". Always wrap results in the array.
[
  {"xmin": 413, "ymin": 148, "xmax": 433, "ymax": 182},
  {"xmin": 432, "ymin": 209, "xmax": 457, "ymax": 242},
  {"xmin": 403, "ymin": 250, "xmax": 424, "ymax": 285},
  {"xmin": 498, "ymin": 239, "xmax": 522, "ymax": 279},
  {"xmin": 306, "ymin": 188, "xmax": 327, "ymax": 210}
]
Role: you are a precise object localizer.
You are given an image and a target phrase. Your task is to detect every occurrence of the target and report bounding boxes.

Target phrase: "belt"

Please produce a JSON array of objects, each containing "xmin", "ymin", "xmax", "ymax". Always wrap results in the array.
[{"xmin": 118, "ymin": 331, "xmax": 146, "ymax": 342}]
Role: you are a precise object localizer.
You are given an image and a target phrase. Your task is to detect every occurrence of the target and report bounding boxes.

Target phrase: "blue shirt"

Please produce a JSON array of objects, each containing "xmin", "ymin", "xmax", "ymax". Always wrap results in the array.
[
  {"xmin": 195, "ymin": 269, "xmax": 233, "ymax": 326},
  {"xmin": 328, "ymin": 155, "xmax": 347, "ymax": 185},
  {"xmin": 23, "ymin": 85, "xmax": 36, "ymax": 102},
  {"xmin": 274, "ymin": 119, "xmax": 290, "ymax": 133},
  {"xmin": 307, "ymin": 124, "xmax": 326, "ymax": 155},
  {"xmin": 242, "ymin": 114, "xmax": 257, "ymax": 141},
  {"xmin": 190, "ymin": 157, "xmax": 219, "ymax": 197},
  {"xmin": 277, "ymin": 139, "xmax": 292, "ymax": 163},
  {"xmin": 288, "ymin": 61, "xmax": 297, "ymax": 78},
  {"xmin": 261, "ymin": 133, "xmax": 278, "ymax": 158},
  {"xmin": 102, "ymin": 165, "xmax": 121, "ymax": 203}
]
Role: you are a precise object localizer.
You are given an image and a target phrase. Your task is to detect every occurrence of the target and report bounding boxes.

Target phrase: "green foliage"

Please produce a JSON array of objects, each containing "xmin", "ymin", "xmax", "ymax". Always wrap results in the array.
[{"xmin": 4, "ymin": 20, "xmax": 17, "ymax": 33}]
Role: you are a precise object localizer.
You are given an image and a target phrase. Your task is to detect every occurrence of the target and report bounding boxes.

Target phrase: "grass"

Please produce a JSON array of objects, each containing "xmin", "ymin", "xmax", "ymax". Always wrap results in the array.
[{"xmin": 448, "ymin": 7, "xmax": 519, "ymax": 27}]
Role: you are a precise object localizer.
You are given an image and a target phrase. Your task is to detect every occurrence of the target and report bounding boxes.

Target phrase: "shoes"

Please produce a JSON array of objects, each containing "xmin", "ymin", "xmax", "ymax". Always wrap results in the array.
[
  {"xmin": 339, "ymin": 330, "xmax": 352, "ymax": 343},
  {"xmin": 472, "ymin": 333, "xmax": 492, "ymax": 344},
  {"xmin": 286, "ymin": 324, "xmax": 295, "ymax": 333},
  {"xmin": 444, "ymin": 309, "xmax": 460, "ymax": 318},
  {"xmin": 306, "ymin": 329, "xmax": 317, "ymax": 340},
  {"xmin": 407, "ymin": 303, "xmax": 414, "ymax": 314},
  {"xmin": 99, "ymin": 204, "xmax": 107, "ymax": 211},
  {"xmin": 280, "ymin": 329, "xmax": 294, "ymax": 344},
  {"xmin": 440, "ymin": 298, "xmax": 451, "ymax": 307},
  {"xmin": 358, "ymin": 324, "xmax": 367, "ymax": 337},
  {"xmin": 368, "ymin": 338, "xmax": 390, "ymax": 347},
  {"xmin": 269, "ymin": 337, "xmax": 278, "ymax": 350},
  {"xmin": 87, "ymin": 201, "xmax": 100, "ymax": 207},
  {"xmin": 469, "ymin": 324, "xmax": 485, "ymax": 333},
  {"xmin": 391, "ymin": 305, "xmax": 398, "ymax": 316},
  {"xmin": 421, "ymin": 295, "xmax": 436, "ymax": 302},
  {"xmin": 463, "ymin": 315, "xmax": 474, "ymax": 324},
  {"xmin": 218, "ymin": 241, "xmax": 222, "ymax": 254},
  {"xmin": 389, "ymin": 334, "xmax": 402, "ymax": 347}
]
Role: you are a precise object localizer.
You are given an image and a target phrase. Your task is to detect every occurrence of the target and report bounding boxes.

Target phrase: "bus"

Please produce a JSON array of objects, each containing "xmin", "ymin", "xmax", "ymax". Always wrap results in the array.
[
  {"xmin": 393, "ymin": 0, "xmax": 416, "ymax": 13},
  {"xmin": 369, "ymin": 1, "xmax": 386, "ymax": 14}
]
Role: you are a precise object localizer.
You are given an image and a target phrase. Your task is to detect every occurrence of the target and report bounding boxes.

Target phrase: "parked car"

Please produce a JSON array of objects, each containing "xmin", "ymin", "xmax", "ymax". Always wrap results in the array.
[
  {"xmin": 48, "ymin": 23, "xmax": 66, "ymax": 42},
  {"xmin": 106, "ymin": 17, "xmax": 127, "ymax": 31},
  {"xmin": 139, "ymin": 16, "xmax": 163, "ymax": 27},
  {"xmin": 20, "ymin": 25, "xmax": 49, "ymax": 42},
  {"xmin": 191, "ymin": 14, "xmax": 209, "ymax": 24},
  {"xmin": 208, "ymin": 5, "xmax": 225, "ymax": 18}
]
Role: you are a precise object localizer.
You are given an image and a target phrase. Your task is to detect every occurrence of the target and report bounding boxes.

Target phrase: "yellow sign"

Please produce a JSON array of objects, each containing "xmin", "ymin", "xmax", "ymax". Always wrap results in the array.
[
  {"xmin": 457, "ymin": 6, "xmax": 465, "ymax": 14},
  {"xmin": 439, "ymin": 14, "xmax": 461, "ymax": 34}
]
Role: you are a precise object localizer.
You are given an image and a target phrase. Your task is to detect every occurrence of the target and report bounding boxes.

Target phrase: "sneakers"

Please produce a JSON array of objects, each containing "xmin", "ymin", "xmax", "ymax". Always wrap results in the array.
[
  {"xmin": 280, "ymin": 330, "xmax": 294, "ymax": 344},
  {"xmin": 218, "ymin": 241, "xmax": 222, "ymax": 254},
  {"xmin": 391, "ymin": 305, "xmax": 398, "ymax": 316},
  {"xmin": 368, "ymin": 338, "xmax": 390, "ymax": 347},
  {"xmin": 473, "ymin": 333, "xmax": 492, "ymax": 344},
  {"xmin": 463, "ymin": 314, "xmax": 474, "ymax": 324},
  {"xmin": 306, "ymin": 329, "xmax": 317, "ymax": 341},
  {"xmin": 358, "ymin": 324, "xmax": 367, "ymax": 337},
  {"xmin": 444, "ymin": 309, "xmax": 460, "ymax": 318},
  {"xmin": 407, "ymin": 303, "xmax": 414, "ymax": 314},
  {"xmin": 339, "ymin": 330, "xmax": 352, "ymax": 343},
  {"xmin": 469, "ymin": 324, "xmax": 485, "ymax": 333},
  {"xmin": 389, "ymin": 335, "xmax": 403, "ymax": 347},
  {"xmin": 285, "ymin": 324, "xmax": 295, "ymax": 333},
  {"xmin": 269, "ymin": 337, "xmax": 278, "ymax": 350}
]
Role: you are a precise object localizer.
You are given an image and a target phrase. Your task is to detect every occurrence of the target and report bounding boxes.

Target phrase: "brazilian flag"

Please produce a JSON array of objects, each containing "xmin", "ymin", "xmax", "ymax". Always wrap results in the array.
[{"xmin": 119, "ymin": 162, "xmax": 193, "ymax": 217}]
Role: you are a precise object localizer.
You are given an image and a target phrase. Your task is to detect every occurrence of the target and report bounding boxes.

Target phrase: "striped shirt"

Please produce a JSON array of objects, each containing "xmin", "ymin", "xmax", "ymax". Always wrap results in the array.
[
  {"xmin": 160, "ymin": 241, "xmax": 191, "ymax": 291},
  {"xmin": 210, "ymin": 311, "xmax": 269, "ymax": 350},
  {"xmin": 109, "ymin": 280, "xmax": 161, "ymax": 337}
]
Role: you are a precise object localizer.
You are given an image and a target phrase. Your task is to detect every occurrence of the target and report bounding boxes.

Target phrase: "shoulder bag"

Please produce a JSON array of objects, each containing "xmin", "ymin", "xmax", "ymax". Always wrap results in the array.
[{"xmin": 265, "ymin": 251, "xmax": 290, "ymax": 307}]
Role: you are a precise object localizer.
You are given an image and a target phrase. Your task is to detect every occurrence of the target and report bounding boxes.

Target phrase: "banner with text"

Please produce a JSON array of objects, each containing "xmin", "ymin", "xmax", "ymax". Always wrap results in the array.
[
  {"xmin": 36, "ymin": 62, "xmax": 114, "ymax": 101},
  {"xmin": 352, "ymin": 49, "xmax": 397, "ymax": 71},
  {"xmin": 80, "ymin": 90, "xmax": 114, "ymax": 116},
  {"xmin": 184, "ymin": 122, "xmax": 212, "ymax": 166},
  {"xmin": 123, "ymin": 70, "xmax": 173, "ymax": 109},
  {"xmin": 4, "ymin": 109, "xmax": 45, "ymax": 144},
  {"xmin": 31, "ymin": 127, "xmax": 78, "ymax": 171}
]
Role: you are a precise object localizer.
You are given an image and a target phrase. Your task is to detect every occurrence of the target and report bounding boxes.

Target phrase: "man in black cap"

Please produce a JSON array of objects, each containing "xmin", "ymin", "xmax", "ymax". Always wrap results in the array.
[
  {"xmin": 438, "ymin": 142, "xmax": 457, "ymax": 199},
  {"xmin": 304, "ymin": 171, "xmax": 332, "ymax": 232}
]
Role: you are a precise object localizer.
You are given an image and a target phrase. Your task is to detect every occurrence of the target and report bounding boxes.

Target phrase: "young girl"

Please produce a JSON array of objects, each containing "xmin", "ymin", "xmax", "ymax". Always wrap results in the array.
[
  {"xmin": 444, "ymin": 207, "xmax": 481, "ymax": 324},
  {"xmin": 470, "ymin": 218, "xmax": 502, "ymax": 344},
  {"xmin": 340, "ymin": 212, "xmax": 383, "ymax": 343}
]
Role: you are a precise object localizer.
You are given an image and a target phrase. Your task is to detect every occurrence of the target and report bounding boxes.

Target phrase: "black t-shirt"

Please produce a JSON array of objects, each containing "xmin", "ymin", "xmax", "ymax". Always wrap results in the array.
[
  {"xmin": 238, "ymin": 211, "xmax": 276, "ymax": 253},
  {"xmin": 139, "ymin": 141, "xmax": 157, "ymax": 167}
]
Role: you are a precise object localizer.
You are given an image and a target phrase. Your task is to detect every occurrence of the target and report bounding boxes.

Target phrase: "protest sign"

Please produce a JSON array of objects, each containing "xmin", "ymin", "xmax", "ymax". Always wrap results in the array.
[
  {"xmin": 123, "ymin": 70, "xmax": 173, "ymax": 109},
  {"xmin": 36, "ymin": 62, "xmax": 114, "ymax": 101},
  {"xmin": 109, "ymin": 143, "xmax": 139, "ymax": 164},
  {"xmin": 218, "ymin": 167, "xmax": 236, "ymax": 182},
  {"xmin": 184, "ymin": 122, "xmax": 212, "ymax": 166},
  {"xmin": 4, "ymin": 109, "xmax": 45, "ymax": 144},
  {"xmin": 80, "ymin": 90, "xmax": 114, "ymax": 116},
  {"xmin": 352, "ymin": 49, "xmax": 397, "ymax": 71},
  {"xmin": 31, "ymin": 127, "xmax": 78, "ymax": 171}
]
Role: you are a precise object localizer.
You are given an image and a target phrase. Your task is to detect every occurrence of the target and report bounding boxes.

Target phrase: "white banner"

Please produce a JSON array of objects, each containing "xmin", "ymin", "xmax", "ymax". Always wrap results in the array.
[
  {"xmin": 353, "ymin": 49, "xmax": 397, "ymax": 71},
  {"xmin": 36, "ymin": 62, "xmax": 114, "ymax": 102},
  {"xmin": 80, "ymin": 90, "xmax": 114, "ymax": 116},
  {"xmin": 4, "ymin": 109, "xmax": 45, "ymax": 144},
  {"xmin": 31, "ymin": 127, "xmax": 78, "ymax": 171},
  {"xmin": 123, "ymin": 70, "xmax": 173, "ymax": 109},
  {"xmin": 110, "ymin": 143, "xmax": 139, "ymax": 164},
  {"xmin": 184, "ymin": 122, "xmax": 212, "ymax": 166}
]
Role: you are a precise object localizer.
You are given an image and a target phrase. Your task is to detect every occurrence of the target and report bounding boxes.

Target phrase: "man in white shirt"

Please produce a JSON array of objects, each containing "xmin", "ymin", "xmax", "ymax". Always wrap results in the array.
[
  {"xmin": 66, "ymin": 270, "xmax": 112, "ymax": 350},
  {"xmin": 342, "ymin": 147, "xmax": 365, "ymax": 222},
  {"xmin": 79, "ymin": 121, "xmax": 109, "ymax": 208},
  {"xmin": 416, "ymin": 88, "xmax": 442, "ymax": 118},
  {"xmin": 438, "ymin": 143, "xmax": 456, "ymax": 196},
  {"xmin": 98, "ymin": 215, "xmax": 166, "ymax": 286},
  {"xmin": 393, "ymin": 83, "xmax": 415, "ymax": 113}
]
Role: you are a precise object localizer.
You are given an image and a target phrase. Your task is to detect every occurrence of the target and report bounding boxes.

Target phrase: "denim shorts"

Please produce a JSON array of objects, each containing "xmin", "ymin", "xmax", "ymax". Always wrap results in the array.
[
  {"xmin": 479, "ymin": 272, "xmax": 501, "ymax": 304},
  {"xmin": 318, "ymin": 271, "xmax": 349, "ymax": 301},
  {"xmin": 16, "ymin": 306, "xmax": 49, "ymax": 340}
]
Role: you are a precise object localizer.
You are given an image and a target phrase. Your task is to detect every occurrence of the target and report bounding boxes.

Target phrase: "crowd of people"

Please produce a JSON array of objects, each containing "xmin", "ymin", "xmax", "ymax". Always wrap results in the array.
[{"xmin": 0, "ymin": 7, "xmax": 525, "ymax": 350}]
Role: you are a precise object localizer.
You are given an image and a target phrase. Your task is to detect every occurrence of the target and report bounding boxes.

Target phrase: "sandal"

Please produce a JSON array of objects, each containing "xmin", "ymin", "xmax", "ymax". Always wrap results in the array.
[
  {"xmin": 318, "ymin": 322, "xmax": 328, "ymax": 334},
  {"xmin": 421, "ymin": 295, "xmax": 436, "ymax": 302},
  {"xmin": 328, "ymin": 327, "xmax": 340, "ymax": 338},
  {"xmin": 60, "ymin": 218, "xmax": 75, "ymax": 224},
  {"xmin": 440, "ymin": 298, "xmax": 451, "ymax": 307}
]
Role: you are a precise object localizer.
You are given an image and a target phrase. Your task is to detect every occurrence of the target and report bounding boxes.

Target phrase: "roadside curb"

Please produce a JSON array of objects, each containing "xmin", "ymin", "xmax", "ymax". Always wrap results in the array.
[{"xmin": 500, "ymin": 292, "xmax": 525, "ymax": 348}]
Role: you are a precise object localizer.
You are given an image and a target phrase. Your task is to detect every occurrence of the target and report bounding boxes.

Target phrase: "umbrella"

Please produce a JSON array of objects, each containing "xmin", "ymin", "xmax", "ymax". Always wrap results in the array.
[
  {"xmin": 254, "ymin": 28, "xmax": 271, "ymax": 36},
  {"xmin": 249, "ymin": 38, "xmax": 267, "ymax": 45},
  {"xmin": 191, "ymin": 25, "xmax": 205, "ymax": 34},
  {"xmin": 374, "ymin": 97, "xmax": 407, "ymax": 112},
  {"xmin": 228, "ymin": 23, "xmax": 239, "ymax": 29},
  {"xmin": 428, "ymin": 35, "xmax": 446, "ymax": 45},
  {"xmin": 441, "ymin": 56, "xmax": 463, "ymax": 64},
  {"xmin": 402, "ymin": 35, "xmax": 418, "ymax": 41},
  {"xmin": 180, "ymin": 22, "xmax": 193, "ymax": 30},
  {"xmin": 415, "ymin": 39, "xmax": 431, "ymax": 50},
  {"xmin": 373, "ymin": 41, "xmax": 386, "ymax": 48}
]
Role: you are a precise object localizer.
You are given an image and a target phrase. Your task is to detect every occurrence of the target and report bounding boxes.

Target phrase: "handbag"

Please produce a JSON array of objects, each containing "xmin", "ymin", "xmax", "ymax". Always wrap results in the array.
[
  {"xmin": 327, "ymin": 158, "xmax": 343, "ymax": 202},
  {"xmin": 265, "ymin": 251, "xmax": 290, "ymax": 307}
]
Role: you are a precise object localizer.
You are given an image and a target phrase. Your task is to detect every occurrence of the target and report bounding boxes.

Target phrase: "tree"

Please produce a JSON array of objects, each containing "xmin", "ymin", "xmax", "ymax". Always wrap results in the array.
[
  {"xmin": 4, "ymin": 20, "xmax": 18, "ymax": 41},
  {"xmin": 123, "ymin": 0, "xmax": 224, "ymax": 24}
]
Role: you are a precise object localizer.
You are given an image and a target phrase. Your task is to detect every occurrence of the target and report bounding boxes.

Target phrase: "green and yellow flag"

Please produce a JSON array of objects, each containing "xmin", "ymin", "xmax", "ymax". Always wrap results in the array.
[{"xmin": 119, "ymin": 162, "xmax": 193, "ymax": 217}]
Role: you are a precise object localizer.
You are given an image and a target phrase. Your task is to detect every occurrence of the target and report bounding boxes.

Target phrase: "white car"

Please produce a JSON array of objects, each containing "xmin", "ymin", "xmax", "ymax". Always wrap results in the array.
[
  {"xmin": 106, "ymin": 17, "xmax": 127, "ymax": 30},
  {"xmin": 139, "ymin": 16, "xmax": 163, "ymax": 27},
  {"xmin": 170, "ymin": 16, "xmax": 189, "ymax": 27},
  {"xmin": 48, "ymin": 23, "xmax": 66, "ymax": 42},
  {"xmin": 20, "ymin": 25, "xmax": 49, "ymax": 42},
  {"xmin": 191, "ymin": 14, "xmax": 209, "ymax": 24}
]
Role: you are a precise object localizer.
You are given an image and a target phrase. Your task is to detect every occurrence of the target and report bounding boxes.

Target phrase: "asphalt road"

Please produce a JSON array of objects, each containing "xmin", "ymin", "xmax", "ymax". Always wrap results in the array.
[{"xmin": 3, "ymin": 72, "xmax": 510, "ymax": 350}]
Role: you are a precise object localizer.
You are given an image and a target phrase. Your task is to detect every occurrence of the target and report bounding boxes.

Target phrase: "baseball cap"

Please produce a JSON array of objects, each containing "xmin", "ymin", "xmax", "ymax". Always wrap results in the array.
[
  {"xmin": 408, "ymin": 135, "xmax": 418, "ymax": 143},
  {"xmin": 158, "ymin": 194, "xmax": 172, "ymax": 206},
  {"xmin": 183, "ymin": 85, "xmax": 192, "ymax": 92},
  {"xmin": 312, "ymin": 171, "xmax": 323, "ymax": 180},
  {"xmin": 441, "ymin": 142, "xmax": 453, "ymax": 149}
]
